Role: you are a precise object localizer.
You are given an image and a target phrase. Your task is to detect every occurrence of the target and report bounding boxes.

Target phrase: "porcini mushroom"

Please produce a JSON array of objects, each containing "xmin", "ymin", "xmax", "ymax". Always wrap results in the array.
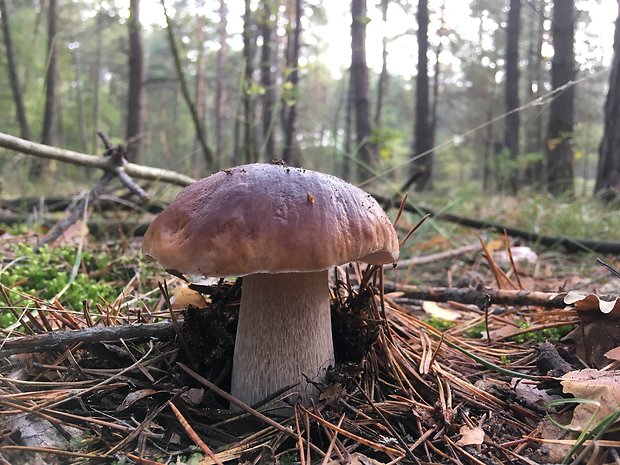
[{"xmin": 142, "ymin": 163, "xmax": 398, "ymax": 412}]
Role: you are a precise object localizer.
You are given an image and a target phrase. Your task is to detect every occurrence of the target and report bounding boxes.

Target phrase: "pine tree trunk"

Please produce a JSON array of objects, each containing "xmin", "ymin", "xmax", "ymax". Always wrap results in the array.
[
  {"xmin": 430, "ymin": 0, "xmax": 445, "ymax": 145},
  {"xmin": 162, "ymin": 1, "xmax": 213, "ymax": 168},
  {"xmin": 242, "ymin": 0, "xmax": 257, "ymax": 164},
  {"xmin": 503, "ymin": 0, "xmax": 521, "ymax": 193},
  {"xmin": 374, "ymin": 0, "xmax": 389, "ymax": 128},
  {"xmin": 34, "ymin": 0, "xmax": 58, "ymax": 177},
  {"xmin": 259, "ymin": 0, "xmax": 276, "ymax": 160},
  {"xmin": 193, "ymin": 9, "xmax": 208, "ymax": 175},
  {"xmin": 595, "ymin": 1, "xmax": 620, "ymax": 198},
  {"xmin": 523, "ymin": 0, "xmax": 546, "ymax": 187},
  {"xmin": 126, "ymin": 0, "xmax": 146, "ymax": 163},
  {"xmin": 215, "ymin": 0, "xmax": 228, "ymax": 163},
  {"xmin": 351, "ymin": 0, "xmax": 374, "ymax": 180},
  {"xmin": 0, "ymin": 0, "xmax": 31, "ymax": 141},
  {"xmin": 412, "ymin": 0, "xmax": 432, "ymax": 191},
  {"xmin": 547, "ymin": 0, "xmax": 575, "ymax": 197},
  {"xmin": 91, "ymin": 8, "xmax": 103, "ymax": 154},
  {"xmin": 343, "ymin": 69, "xmax": 353, "ymax": 180},
  {"xmin": 70, "ymin": 35, "xmax": 88, "ymax": 153},
  {"xmin": 42, "ymin": 0, "xmax": 58, "ymax": 147},
  {"xmin": 281, "ymin": 0, "xmax": 302, "ymax": 165}
]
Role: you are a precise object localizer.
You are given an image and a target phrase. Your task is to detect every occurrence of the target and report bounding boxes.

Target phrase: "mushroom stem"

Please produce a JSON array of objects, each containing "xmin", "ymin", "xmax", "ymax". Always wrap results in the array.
[{"xmin": 230, "ymin": 271, "xmax": 334, "ymax": 413}]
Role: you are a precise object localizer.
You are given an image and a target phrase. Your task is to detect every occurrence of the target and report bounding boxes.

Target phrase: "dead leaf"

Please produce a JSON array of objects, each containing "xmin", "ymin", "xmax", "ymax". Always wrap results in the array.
[
  {"xmin": 512, "ymin": 378, "xmax": 556, "ymax": 406},
  {"xmin": 116, "ymin": 388, "xmax": 158, "ymax": 411},
  {"xmin": 349, "ymin": 452, "xmax": 388, "ymax": 464},
  {"xmin": 564, "ymin": 290, "xmax": 620, "ymax": 314},
  {"xmin": 182, "ymin": 388, "xmax": 205, "ymax": 405},
  {"xmin": 50, "ymin": 220, "xmax": 89, "ymax": 248},
  {"xmin": 604, "ymin": 346, "xmax": 620, "ymax": 362},
  {"xmin": 561, "ymin": 369, "xmax": 620, "ymax": 431},
  {"xmin": 422, "ymin": 301, "xmax": 461, "ymax": 321},
  {"xmin": 530, "ymin": 416, "xmax": 571, "ymax": 463},
  {"xmin": 319, "ymin": 383, "xmax": 346, "ymax": 405},
  {"xmin": 455, "ymin": 425, "xmax": 485, "ymax": 446},
  {"xmin": 565, "ymin": 317, "xmax": 620, "ymax": 368},
  {"xmin": 170, "ymin": 286, "xmax": 207, "ymax": 309},
  {"xmin": 494, "ymin": 246, "xmax": 538, "ymax": 264}
]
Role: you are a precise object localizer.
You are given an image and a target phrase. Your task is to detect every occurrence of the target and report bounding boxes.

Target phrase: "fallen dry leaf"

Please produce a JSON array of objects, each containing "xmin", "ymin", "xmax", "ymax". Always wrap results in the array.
[
  {"xmin": 456, "ymin": 425, "xmax": 485, "ymax": 446},
  {"xmin": 560, "ymin": 369, "xmax": 620, "ymax": 431},
  {"xmin": 117, "ymin": 388, "xmax": 159, "ymax": 411},
  {"xmin": 512, "ymin": 378, "xmax": 556, "ymax": 407},
  {"xmin": 50, "ymin": 219, "xmax": 89, "ymax": 248},
  {"xmin": 422, "ymin": 300, "xmax": 461, "ymax": 321},
  {"xmin": 564, "ymin": 290, "xmax": 620, "ymax": 314},
  {"xmin": 604, "ymin": 346, "xmax": 620, "ymax": 362},
  {"xmin": 494, "ymin": 246, "xmax": 538, "ymax": 264},
  {"xmin": 565, "ymin": 316, "xmax": 620, "ymax": 368},
  {"xmin": 170, "ymin": 286, "xmax": 208, "ymax": 309}
]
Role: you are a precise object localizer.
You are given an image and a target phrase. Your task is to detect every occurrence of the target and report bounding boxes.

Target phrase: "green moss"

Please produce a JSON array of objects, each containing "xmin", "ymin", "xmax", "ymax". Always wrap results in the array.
[
  {"xmin": 511, "ymin": 322, "xmax": 574, "ymax": 343},
  {"xmin": 0, "ymin": 243, "xmax": 122, "ymax": 324},
  {"xmin": 425, "ymin": 316, "xmax": 456, "ymax": 332},
  {"xmin": 464, "ymin": 322, "xmax": 488, "ymax": 338}
]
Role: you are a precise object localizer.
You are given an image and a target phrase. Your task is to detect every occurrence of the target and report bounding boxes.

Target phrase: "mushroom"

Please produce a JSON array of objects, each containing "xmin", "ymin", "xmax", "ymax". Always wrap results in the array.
[{"xmin": 142, "ymin": 163, "xmax": 398, "ymax": 412}]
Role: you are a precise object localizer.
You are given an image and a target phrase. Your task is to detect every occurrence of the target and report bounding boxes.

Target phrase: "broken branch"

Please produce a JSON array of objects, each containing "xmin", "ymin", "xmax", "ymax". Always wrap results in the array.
[{"xmin": 0, "ymin": 132, "xmax": 195, "ymax": 187}]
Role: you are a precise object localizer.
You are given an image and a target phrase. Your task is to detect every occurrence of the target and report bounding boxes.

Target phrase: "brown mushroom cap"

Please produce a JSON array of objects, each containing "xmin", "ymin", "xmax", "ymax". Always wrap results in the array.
[{"xmin": 142, "ymin": 163, "xmax": 399, "ymax": 276}]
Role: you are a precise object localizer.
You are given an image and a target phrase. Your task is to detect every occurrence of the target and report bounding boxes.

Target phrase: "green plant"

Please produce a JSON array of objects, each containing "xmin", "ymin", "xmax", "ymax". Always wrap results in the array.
[
  {"xmin": 0, "ymin": 243, "xmax": 124, "ymax": 324},
  {"xmin": 464, "ymin": 322, "xmax": 487, "ymax": 338},
  {"xmin": 511, "ymin": 323, "xmax": 574, "ymax": 343},
  {"xmin": 425, "ymin": 316, "xmax": 456, "ymax": 332}
]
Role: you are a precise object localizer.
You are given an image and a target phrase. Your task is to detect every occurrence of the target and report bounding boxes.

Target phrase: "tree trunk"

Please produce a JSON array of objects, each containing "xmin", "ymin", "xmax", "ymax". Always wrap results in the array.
[
  {"xmin": 259, "ymin": 0, "xmax": 276, "ymax": 160},
  {"xmin": 281, "ymin": 0, "xmax": 302, "ymax": 165},
  {"xmin": 412, "ymin": 0, "xmax": 432, "ymax": 191},
  {"xmin": 430, "ymin": 0, "xmax": 445, "ymax": 148},
  {"xmin": 126, "ymin": 0, "xmax": 146, "ymax": 163},
  {"xmin": 482, "ymin": 104, "xmax": 494, "ymax": 192},
  {"xmin": 351, "ymin": 0, "xmax": 374, "ymax": 180},
  {"xmin": 215, "ymin": 0, "xmax": 228, "ymax": 163},
  {"xmin": 70, "ymin": 36, "xmax": 88, "ymax": 153},
  {"xmin": 343, "ymin": 69, "xmax": 353, "ymax": 180},
  {"xmin": 193, "ymin": 8, "xmax": 208, "ymax": 175},
  {"xmin": 523, "ymin": 0, "xmax": 546, "ymax": 187},
  {"xmin": 503, "ymin": 0, "xmax": 521, "ymax": 193},
  {"xmin": 42, "ymin": 0, "xmax": 58, "ymax": 147},
  {"xmin": 34, "ymin": 0, "xmax": 58, "ymax": 177},
  {"xmin": 547, "ymin": 0, "xmax": 575, "ymax": 197},
  {"xmin": 595, "ymin": 1, "xmax": 620, "ymax": 197},
  {"xmin": 161, "ymin": 1, "xmax": 213, "ymax": 169},
  {"xmin": 242, "ymin": 0, "xmax": 257, "ymax": 164},
  {"xmin": 332, "ymin": 76, "xmax": 347, "ymax": 176},
  {"xmin": 91, "ymin": 8, "xmax": 103, "ymax": 154},
  {"xmin": 0, "ymin": 0, "xmax": 31, "ymax": 141},
  {"xmin": 374, "ymin": 0, "xmax": 389, "ymax": 128}
]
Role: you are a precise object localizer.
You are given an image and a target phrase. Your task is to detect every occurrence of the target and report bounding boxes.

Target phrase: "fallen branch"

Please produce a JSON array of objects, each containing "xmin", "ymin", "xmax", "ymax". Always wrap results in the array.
[
  {"xmin": 0, "ymin": 132, "xmax": 195, "ymax": 187},
  {"xmin": 0, "ymin": 195, "xmax": 165, "ymax": 214},
  {"xmin": 385, "ymin": 281, "xmax": 570, "ymax": 309},
  {"xmin": 3, "ymin": 130, "xmax": 617, "ymax": 255},
  {"xmin": 0, "ymin": 284, "xmax": 575, "ymax": 358},
  {"xmin": 374, "ymin": 193, "xmax": 620, "ymax": 254},
  {"xmin": 37, "ymin": 135, "xmax": 149, "ymax": 249},
  {"xmin": 390, "ymin": 243, "xmax": 479, "ymax": 268},
  {"xmin": 0, "ymin": 214, "xmax": 150, "ymax": 237},
  {"xmin": 0, "ymin": 322, "xmax": 174, "ymax": 357}
]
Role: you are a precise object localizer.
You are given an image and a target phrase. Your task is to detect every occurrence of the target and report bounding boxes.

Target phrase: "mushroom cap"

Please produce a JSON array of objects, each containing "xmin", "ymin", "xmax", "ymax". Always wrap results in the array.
[{"xmin": 142, "ymin": 163, "xmax": 399, "ymax": 276}]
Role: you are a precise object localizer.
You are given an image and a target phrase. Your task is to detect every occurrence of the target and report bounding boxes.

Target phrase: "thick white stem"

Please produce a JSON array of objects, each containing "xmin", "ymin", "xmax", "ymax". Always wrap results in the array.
[{"xmin": 230, "ymin": 271, "xmax": 334, "ymax": 412}]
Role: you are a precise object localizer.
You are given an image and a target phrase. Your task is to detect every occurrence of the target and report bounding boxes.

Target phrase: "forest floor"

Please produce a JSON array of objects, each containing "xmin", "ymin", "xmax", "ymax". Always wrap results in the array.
[{"xmin": 0, "ymin": 205, "xmax": 619, "ymax": 465}]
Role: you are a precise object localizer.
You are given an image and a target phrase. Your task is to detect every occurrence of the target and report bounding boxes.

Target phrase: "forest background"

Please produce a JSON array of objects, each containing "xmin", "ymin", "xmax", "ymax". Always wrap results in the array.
[{"xmin": 1, "ymin": 0, "xmax": 619, "ymax": 213}]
